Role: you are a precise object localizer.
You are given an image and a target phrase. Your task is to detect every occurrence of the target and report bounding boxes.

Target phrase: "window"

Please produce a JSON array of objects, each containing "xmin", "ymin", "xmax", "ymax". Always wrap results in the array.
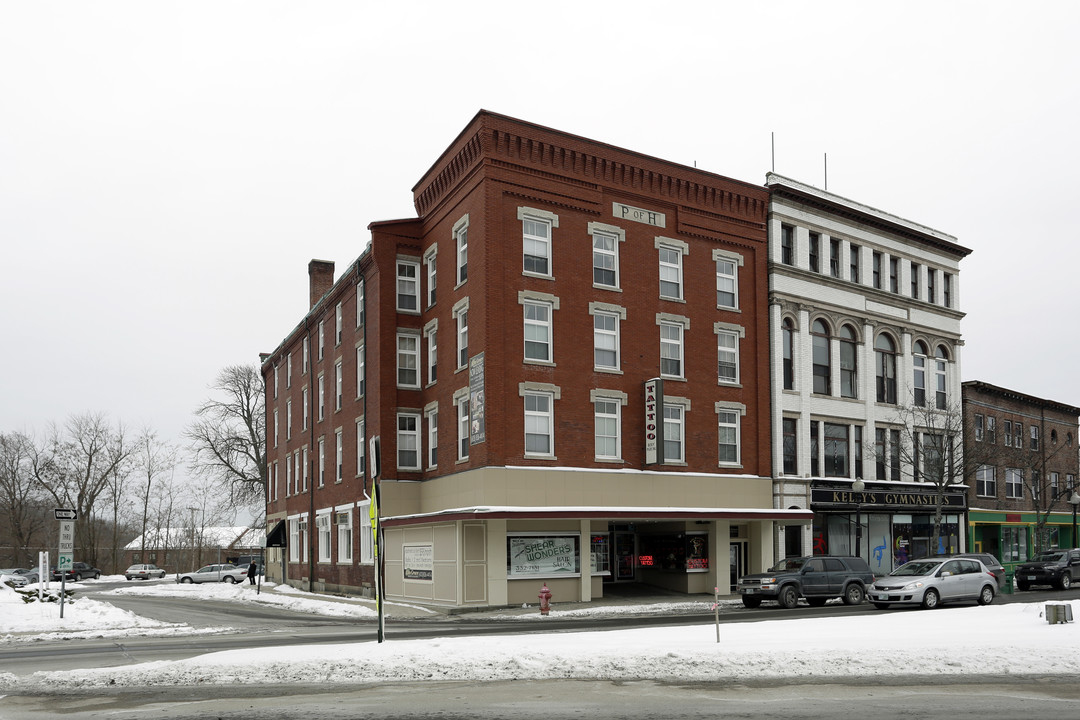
[
  {"xmin": 919, "ymin": 433, "xmax": 947, "ymax": 483},
  {"xmin": 889, "ymin": 257, "xmax": 899, "ymax": 293},
  {"xmin": 303, "ymin": 336, "xmax": 309, "ymax": 372},
  {"xmin": 523, "ymin": 301, "xmax": 552, "ymax": 362},
  {"xmin": 285, "ymin": 454, "xmax": 292, "ymax": 495},
  {"xmin": 782, "ymin": 418, "xmax": 797, "ymax": 474},
  {"xmin": 396, "ymin": 260, "xmax": 420, "ymax": 312},
  {"xmin": 1051, "ymin": 472, "xmax": 1060, "ymax": 500},
  {"xmin": 397, "ymin": 333, "xmax": 420, "ymax": 388},
  {"xmin": 457, "ymin": 395, "xmax": 469, "ymax": 460},
  {"xmin": 355, "ymin": 344, "xmax": 365, "ymax": 397},
  {"xmin": 454, "ymin": 300, "xmax": 469, "ymax": 369},
  {"xmin": 823, "ymin": 423, "xmax": 849, "ymax": 477},
  {"xmin": 594, "ymin": 398, "xmax": 621, "ymax": 460},
  {"xmin": 658, "ymin": 244, "xmax": 683, "ymax": 300},
  {"xmin": 316, "ymin": 514, "xmax": 331, "ymax": 563},
  {"xmin": 811, "ymin": 319, "xmax": 831, "ymax": 395},
  {"xmin": 318, "ymin": 320, "xmax": 325, "ymax": 360},
  {"xmin": 355, "ymin": 282, "xmax": 364, "ymax": 328},
  {"xmin": 1004, "ymin": 420, "xmax": 1012, "ymax": 447},
  {"xmin": 335, "ymin": 361, "xmax": 343, "ymax": 410},
  {"xmin": 336, "ymin": 510, "xmax": 352, "ymax": 563},
  {"xmin": 335, "ymin": 429, "xmax": 343, "ymax": 483},
  {"xmin": 913, "ymin": 341, "xmax": 928, "ymax": 407},
  {"xmin": 872, "ymin": 251, "xmax": 882, "ymax": 289},
  {"xmin": 934, "ymin": 346, "xmax": 948, "ymax": 409},
  {"xmin": 717, "ymin": 330, "xmax": 739, "ymax": 384},
  {"xmin": 660, "ymin": 321, "xmax": 684, "ymax": 379},
  {"xmin": 927, "ymin": 268, "xmax": 937, "ymax": 303},
  {"xmin": 318, "ymin": 438, "xmax": 325, "ymax": 487},
  {"xmin": 397, "ymin": 413, "xmax": 420, "ymax": 471},
  {"xmin": 1006, "ymin": 468, "xmax": 1024, "ymax": 499},
  {"xmin": 426, "ymin": 406, "xmax": 438, "ymax": 469},
  {"xmin": 302, "ymin": 388, "xmax": 309, "ymax": 430},
  {"xmin": 782, "ymin": 318, "xmax": 795, "ymax": 390},
  {"xmin": 288, "ymin": 519, "xmax": 300, "ymax": 562},
  {"xmin": 974, "ymin": 414, "xmax": 984, "ymax": 441},
  {"xmin": 273, "ymin": 409, "xmax": 279, "ymax": 448},
  {"xmin": 318, "ymin": 374, "xmax": 325, "ymax": 421},
  {"xmin": 301, "ymin": 448, "xmax": 308, "ymax": 491},
  {"xmin": 781, "ymin": 224, "xmax": 795, "ymax": 265},
  {"xmin": 849, "ymin": 244, "xmax": 860, "ymax": 283},
  {"xmin": 716, "ymin": 258, "xmax": 738, "ymax": 308},
  {"xmin": 663, "ymin": 404, "xmax": 685, "ymax": 464},
  {"xmin": 273, "ymin": 364, "xmax": 279, "ymax": 399},
  {"xmin": 718, "ymin": 410, "xmax": 740, "ymax": 465},
  {"xmin": 522, "ymin": 216, "xmax": 552, "ymax": 275},
  {"xmin": 593, "ymin": 311, "xmax": 620, "ymax": 371},
  {"xmin": 910, "ymin": 262, "xmax": 921, "ymax": 299},
  {"xmin": 839, "ymin": 324, "xmax": 857, "ymax": 399},
  {"xmin": 286, "ymin": 353, "xmax": 292, "ymax": 388},
  {"xmin": 943, "ymin": 273, "xmax": 952, "ymax": 308},
  {"xmin": 808, "ymin": 232, "xmax": 820, "ymax": 273},
  {"xmin": 454, "ymin": 215, "xmax": 469, "ymax": 284},
  {"xmin": 425, "ymin": 323, "xmax": 437, "ymax": 385},
  {"xmin": 1031, "ymin": 425, "xmax": 1040, "ymax": 451},
  {"xmin": 286, "ymin": 399, "xmax": 292, "ymax": 441},
  {"xmin": 1013, "ymin": 421, "xmax": 1023, "ymax": 448},
  {"xmin": 358, "ymin": 500, "xmax": 373, "ymax": 564},
  {"xmin": 425, "ymin": 249, "xmax": 437, "ymax": 307},
  {"xmin": 829, "ymin": 238, "xmax": 840, "ymax": 278},
  {"xmin": 524, "ymin": 392, "xmax": 553, "ymax": 456},
  {"xmin": 335, "ymin": 303, "xmax": 342, "ymax": 344},
  {"xmin": 356, "ymin": 418, "xmax": 365, "ymax": 477},
  {"xmin": 976, "ymin": 465, "xmax": 996, "ymax": 497},
  {"xmin": 592, "ymin": 227, "xmax": 619, "ymax": 287},
  {"xmin": 810, "ymin": 421, "xmax": 819, "ymax": 476},
  {"xmin": 987, "ymin": 416, "xmax": 996, "ymax": 444},
  {"xmin": 875, "ymin": 334, "xmax": 897, "ymax": 404},
  {"xmin": 875, "ymin": 428, "xmax": 901, "ymax": 481}
]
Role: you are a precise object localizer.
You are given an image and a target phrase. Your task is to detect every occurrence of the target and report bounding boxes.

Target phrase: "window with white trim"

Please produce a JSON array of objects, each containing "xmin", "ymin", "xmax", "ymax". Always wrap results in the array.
[
  {"xmin": 716, "ymin": 258, "xmax": 738, "ymax": 309},
  {"xmin": 425, "ymin": 321, "xmax": 437, "ymax": 385},
  {"xmin": 717, "ymin": 330, "xmax": 739, "ymax": 384},
  {"xmin": 355, "ymin": 282, "xmax": 364, "ymax": 328},
  {"xmin": 316, "ymin": 513, "xmax": 332, "ymax": 563},
  {"xmin": 288, "ymin": 518, "xmax": 300, "ymax": 562},
  {"xmin": 335, "ymin": 303, "xmax": 342, "ymax": 344},
  {"xmin": 356, "ymin": 418, "xmax": 365, "ymax": 477},
  {"xmin": 273, "ymin": 408, "xmax": 279, "ymax": 448},
  {"xmin": 592, "ymin": 229, "xmax": 619, "ymax": 288},
  {"xmin": 355, "ymin": 344, "xmax": 365, "ymax": 397},
  {"xmin": 424, "ymin": 247, "xmax": 437, "ymax": 307},
  {"xmin": 658, "ymin": 245, "xmax": 683, "ymax": 300},
  {"xmin": 454, "ymin": 215, "xmax": 469, "ymax": 285},
  {"xmin": 396, "ymin": 260, "xmax": 420, "ymax": 312},
  {"xmin": 976, "ymin": 465, "xmax": 996, "ymax": 497},
  {"xmin": 318, "ymin": 373, "xmax": 325, "ymax": 420},
  {"xmin": 454, "ymin": 299, "xmax": 469, "ymax": 369},
  {"xmin": 335, "ymin": 509, "xmax": 352, "ymax": 562},
  {"xmin": 456, "ymin": 394, "xmax": 469, "ymax": 460},
  {"xmin": 397, "ymin": 413, "xmax": 420, "ymax": 471},
  {"xmin": 302, "ymin": 447, "xmax": 309, "ymax": 490},
  {"xmin": 318, "ymin": 320, "xmax": 325, "ymax": 359},
  {"xmin": 273, "ymin": 364, "xmax": 279, "ymax": 399},
  {"xmin": 523, "ymin": 300, "xmax": 552, "ymax": 362},
  {"xmin": 285, "ymin": 454, "xmax": 292, "ymax": 495},
  {"xmin": 358, "ymin": 500, "xmax": 373, "ymax": 564},
  {"xmin": 660, "ymin": 321, "xmax": 684, "ymax": 379},
  {"xmin": 594, "ymin": 397, "xmax": 621, "ymax": 461},
  {"xmin": 522, "ymin": 216, "xmax": 552, "ymax": 276},
  {"xmin": 397, "ymin": 332, "xmax": 420, "ymax": 388},
  {"xmin": 303, "ymin": 336, "xmax": 309, "ymax": 372},
  {"xmin": 286, "ymin": 399, "xmax": 292, "ymax": 440},
  {"xmin": 335, "ymin": 361, "xmax": 343, "ymax": 410},
  {"xmin": 524, "ymin": 392, "xmax": 554, "ymax": 457},
  {"xmin": 934, "ymin": 346, "xmax": 949, "ymax": 410},
  {"xmin": 302, "ymin": 388, "xmax": 309, "ymax": 430},
  {"xmin": 717, "ymin": 409, "xmax": 740, "ymax": 466},
  {"xmin": 1006, "ymin": 468, "xmax": 1024, "ymax": 499},
  {"xmin": 335, "ymin": 428, "xmax": 343, "ymax": 483},
  {"xmin": 663, "ymin": 403, "xmax": 685, "ymax": 464},
  {"xmin": 593, "ymin": 311, "xmax": 620, "ymax": 371},
  {"xmin": 426, "ymin": 405, "xmax": 438, "ymax": 469},
  {"xmin": 318, "ymin": 437, "xmax": 325, "ymax": 487},
  {"xmin": 286, "ymin": 353, "xmax": 292, "ymax": 388}
]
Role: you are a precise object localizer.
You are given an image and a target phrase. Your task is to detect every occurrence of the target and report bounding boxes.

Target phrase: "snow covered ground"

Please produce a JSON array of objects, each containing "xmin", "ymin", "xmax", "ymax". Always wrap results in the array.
[{"xmin": 2, "ymin": 579, "xmax": 1078, "ymax": 690}]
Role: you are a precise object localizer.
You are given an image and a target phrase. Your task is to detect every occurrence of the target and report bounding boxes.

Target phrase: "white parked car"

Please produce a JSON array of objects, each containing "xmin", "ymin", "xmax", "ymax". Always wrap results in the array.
[
  {"xmin": 176, "ymin": 564, "xmax": 248, "ymax": 584},
  {"xmin": 0, "ymin": 568, "xmax": 29, "ymax": 587},
  {"xmin": 125, "ymin": 563, "xmax": 167, "ymax": 580},
  {"xmin": 869, "ymin": 557, "xmax": 997, "ymax": 610}
]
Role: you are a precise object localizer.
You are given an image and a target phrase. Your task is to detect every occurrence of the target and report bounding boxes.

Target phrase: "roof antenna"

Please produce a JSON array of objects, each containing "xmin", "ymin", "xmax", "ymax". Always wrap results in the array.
[{"xmin": 824, "ymin": 153, "xmax": 828, "ymax": 191}]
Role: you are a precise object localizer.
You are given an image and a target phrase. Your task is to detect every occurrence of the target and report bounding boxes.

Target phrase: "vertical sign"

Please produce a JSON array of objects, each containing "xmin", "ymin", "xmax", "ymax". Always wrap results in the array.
[
  {"xmin": 57, "ymin": 520, "xmax": 74, "ymax": 572},
  {"xmin": 469, "ymin": 352, "xmax": 486, "ymax": 445},
  {"xmin": 644, "ymin": 378, "xmax": 663, "ymax": 465}
]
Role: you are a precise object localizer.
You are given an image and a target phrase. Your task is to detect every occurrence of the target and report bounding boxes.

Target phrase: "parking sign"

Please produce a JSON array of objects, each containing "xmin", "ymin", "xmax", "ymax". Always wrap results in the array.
[{"xmin": 58, "ymin": 520, "xmax": 74, "ymax": 570}]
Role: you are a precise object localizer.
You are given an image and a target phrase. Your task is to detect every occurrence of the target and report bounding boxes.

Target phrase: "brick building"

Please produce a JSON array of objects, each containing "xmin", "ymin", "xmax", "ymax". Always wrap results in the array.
[
  {"xmin": 767, "ymin": 174, "xmax": 972, "ymax": 575},
  {"xmin": 962, "ymin": 381, "xmax": 1080, "ymax": 564},
  {"xmin": 260, "ymin": 111, "xmax": 810, "ymax": 607}
]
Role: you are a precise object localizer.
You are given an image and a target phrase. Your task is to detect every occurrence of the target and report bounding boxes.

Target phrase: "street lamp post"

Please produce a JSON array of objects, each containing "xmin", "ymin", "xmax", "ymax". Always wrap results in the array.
[
  {"xmin": 1069, "ymin": 492, "xmax": 1080, "ymax": 549},
  {"xmin": 852, "ymin": 479, "xmax": 866, "ymax": 558}
]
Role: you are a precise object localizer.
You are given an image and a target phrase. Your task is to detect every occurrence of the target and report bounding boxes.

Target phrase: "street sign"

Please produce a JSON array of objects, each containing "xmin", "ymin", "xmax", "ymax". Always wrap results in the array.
[
  {"xmin": 58, "ymin": 519, "xmax": 74, "ymax": 571},
  {"xmin": 54, "ymin": 508, "xmax": 77, "ymax": 520}
]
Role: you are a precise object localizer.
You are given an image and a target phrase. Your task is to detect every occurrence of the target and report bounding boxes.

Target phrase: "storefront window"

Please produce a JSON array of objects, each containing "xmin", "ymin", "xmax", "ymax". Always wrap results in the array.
[
  {"xmin": 1001, "ymin": 526, "xmax": 1028, "ymax": 562},
  {"xmin": 590, "ymin": 535, "xmax": 610, "ymax": 575},
  {"xmin": 506, "ymin": 535, "xmax": 580, "ymax": 577},
  {"xmin": 638, "ymin": 533, "xmax": 709, "ymax": 572}
]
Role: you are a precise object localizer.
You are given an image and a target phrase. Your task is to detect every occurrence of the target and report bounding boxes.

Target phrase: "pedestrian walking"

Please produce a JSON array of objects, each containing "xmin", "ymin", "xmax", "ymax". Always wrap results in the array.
[{"xmin": 248, "ymin": 560, "xmax": 257, "ymax": 585}]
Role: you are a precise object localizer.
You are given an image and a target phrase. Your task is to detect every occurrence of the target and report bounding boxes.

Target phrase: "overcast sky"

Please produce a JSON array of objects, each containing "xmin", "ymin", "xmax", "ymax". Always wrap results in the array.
[{"xmin": 3, "ymin": 2, "xmax": 1078, "ymax": 476}]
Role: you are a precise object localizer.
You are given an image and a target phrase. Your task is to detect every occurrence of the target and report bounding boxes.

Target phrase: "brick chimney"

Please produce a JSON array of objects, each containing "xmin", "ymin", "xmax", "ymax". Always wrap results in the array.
[{"xmin": 308, "ymin": 259, "xmax": 335, "ymax": 309}]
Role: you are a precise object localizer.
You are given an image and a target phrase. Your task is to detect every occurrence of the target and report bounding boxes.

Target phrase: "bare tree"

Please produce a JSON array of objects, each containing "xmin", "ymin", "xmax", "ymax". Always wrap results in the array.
[
  {"xmin": 133, "ymin": 429, "xmax": 178, "ymax": 563},
  {"xmin": 185, "ymin": 364, "xmax": 267, "ymax": 515},
  {"xmin": 0, "ymin": 431, "xmax": 49, "ymax": 566}
]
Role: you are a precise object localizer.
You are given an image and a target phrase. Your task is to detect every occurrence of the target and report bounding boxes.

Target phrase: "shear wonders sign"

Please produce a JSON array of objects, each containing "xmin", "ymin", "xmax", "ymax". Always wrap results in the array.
[{"xmin": 644, "ymin": 378, "xmax": 663, "ymax": 465}]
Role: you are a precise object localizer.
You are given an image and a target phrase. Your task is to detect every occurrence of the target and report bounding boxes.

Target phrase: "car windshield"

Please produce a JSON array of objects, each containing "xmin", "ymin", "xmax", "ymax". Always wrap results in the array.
[
  {"xmin": 769, "ymin": 558, "xmax": 806, "ymax": 572},
  {"xmin": 890, "ymin": 560, "xmax": 942, "ymax": 577},
  {"xmin": 1032, "ymin": 551, "xmax": 1065, "ymax": 562}
]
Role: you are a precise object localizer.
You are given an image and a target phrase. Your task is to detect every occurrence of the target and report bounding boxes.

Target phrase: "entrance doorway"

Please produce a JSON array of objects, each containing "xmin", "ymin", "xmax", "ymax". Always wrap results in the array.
[
  {"xmin": 729, "ymin": 540, "xmax": 747, "ymax": 592},
  {"xmin": 610, "ymin": 532, "xmax": 636, "ymax": 582}
]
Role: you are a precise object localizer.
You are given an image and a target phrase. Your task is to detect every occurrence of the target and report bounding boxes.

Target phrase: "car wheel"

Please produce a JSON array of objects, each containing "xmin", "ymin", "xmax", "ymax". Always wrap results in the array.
[
  {"xmin": 1017, "ymin": 581, "xmax": 1030, "ymax": 592},
  {"xmin": 978, "ymin": 584, "xmax": 995, "ymax": 605},
  {"xmin": 93, "ymin": 572, "xmax": 100, "ymax": 579},
  {"xmin": 843, "ymin": 584, "xmax": 865, "ymax": 606},
  {"xmin": 74, "ymin": 573, "xmax": 82, "ymax": 581},
  {"xmin": 872, "ymin": 602, "xmax": 891, "ymax": 610},
  {"xmin": 778, "ymin": 585, "xmax": 799, "ymax": 609},
  {"xmin": 126, "ymin": 576, "xmax": 132, "ymax": 581},
  {"xmin": 921, "ymin": 588, "xmax": 940, "ymax": 609},
  {"xmin": 740, "ymin": 596, "xmax": 762, "ymax": 608},
  {"xmin": 1060, "ymin": 574, "xmax": 1071, "ymax": 591},
  {"xmin": 181, "ymin": 577, "xmax": 193, "ymax": 584},
  {"xmin": 806, "ymin": 597, "xmax": 827, "ymax": 607},
  {"xmin": 223, "ymin": 576, "xmax": 237, "ymax": 584}
]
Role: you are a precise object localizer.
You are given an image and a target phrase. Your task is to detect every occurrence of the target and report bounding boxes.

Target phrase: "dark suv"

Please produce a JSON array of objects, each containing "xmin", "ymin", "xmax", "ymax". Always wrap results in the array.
[
  {"xmin": 1015, "ymin": 549, "xmax": 1080, "ymax": 591},
  {"xmin": 50, "ymin": 562, "xmax": 101, "ymax": 582},
  {"xmin": 737, "ymin": 556, "xmax": 875, "ymax": 608}
]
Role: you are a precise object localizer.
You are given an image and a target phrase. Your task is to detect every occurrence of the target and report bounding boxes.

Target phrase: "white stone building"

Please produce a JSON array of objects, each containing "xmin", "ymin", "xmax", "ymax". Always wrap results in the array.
[{"xmin": 766, "ymin": 174, "xmax": 972, "ymax": 574}]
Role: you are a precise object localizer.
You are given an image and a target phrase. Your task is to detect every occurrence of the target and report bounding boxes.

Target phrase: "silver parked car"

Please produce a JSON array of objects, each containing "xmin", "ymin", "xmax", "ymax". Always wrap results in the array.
[
  {"xmin": 125, "ymin": 563, "xmax": 167, "ymax": 580},
  {"xmin": 176, "ymin": 564, "xmax": 248, "ymax": 584},
  {"xmin": 0, "ymin": 568, "xmax": 29, "ymax": 587},
  {"xmin": 869, "ymin": 557, "xmax": 997, "ymax": 610}
]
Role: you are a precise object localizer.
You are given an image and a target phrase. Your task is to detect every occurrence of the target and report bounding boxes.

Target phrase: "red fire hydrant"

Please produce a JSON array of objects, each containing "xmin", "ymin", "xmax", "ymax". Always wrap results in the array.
[{"xmin": 538, "ymin": 583, "xmax": 552, "ymax": 616}]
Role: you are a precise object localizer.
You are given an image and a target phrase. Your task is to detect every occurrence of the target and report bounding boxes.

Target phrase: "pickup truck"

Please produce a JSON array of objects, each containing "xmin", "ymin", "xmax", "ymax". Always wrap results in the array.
[
  {"xmin": 737, "ymin": 556, "xmax": 875, "ymax": 608},
  {"xmin": 176, "ymin": 563, "xmax": 249, "ymax": 584}
]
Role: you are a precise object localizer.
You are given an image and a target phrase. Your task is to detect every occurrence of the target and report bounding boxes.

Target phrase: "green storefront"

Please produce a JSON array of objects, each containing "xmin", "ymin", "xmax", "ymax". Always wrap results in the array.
[{"xmin": 968, "ymin": 509, "xmax": 1080, "ymax": 568}]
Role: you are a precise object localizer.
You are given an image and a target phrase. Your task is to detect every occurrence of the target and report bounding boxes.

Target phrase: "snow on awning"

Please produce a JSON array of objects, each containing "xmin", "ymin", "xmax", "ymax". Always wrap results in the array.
[{"xmin": 381, "ymin": 505, "xmax": 813, "ymax": 527}]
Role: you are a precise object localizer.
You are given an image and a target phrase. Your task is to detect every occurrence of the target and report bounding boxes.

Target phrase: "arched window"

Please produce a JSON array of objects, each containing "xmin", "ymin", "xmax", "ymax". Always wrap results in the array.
[
  {"xmin": 839, "ymin": 324, "xmax": 858, "ymax": 399},
  {"xmin": 875, "ymin": 334, "xmax": 897, "ymax": 404},
  {"xmin": 912, "ymin": 340, "xmax": 928, "ymax": 406},
  {"xmin": 934, "ymin": 345, "xmax": 949, "ymax": 409},
  {"xmin": 811, "ymin": 319, "xmax": 831, "ymax": 395},
  {"xmin": 782, "ymin": 318, "xmax": 795, "ymax": 390}
]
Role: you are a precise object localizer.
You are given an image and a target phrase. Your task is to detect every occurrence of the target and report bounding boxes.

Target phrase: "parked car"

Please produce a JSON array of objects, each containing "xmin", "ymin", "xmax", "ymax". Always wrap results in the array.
[
  {"xmin": 737, "ymin": 556, "xmax": 875, "ymax": 608},
  {"xmin": 869, "ymin": 557, "xmax": 996, "ymax": 609},
  {"xmin": 12, "ymin": 568, "xmax": 41, "ymax": 584},
  {"xmin": 125, "ymin": 563, "xmax": 167, "ymax": 580},
  {"xmin": 931, "ymin": 553, "xmax": 1006, "ymax": 589},
  {"xmin": 50, "ymin": 562, "xmax": 101, "ymax": 582},
  {"xmin": 0, "ymin": 568, "xmax": 28, "ymax": 587},
  {"xmin": 1015, "ymin": 548, "xmax": 1080, "ymax": 591},
  {"xmin": 176, "ymin": 564, "xmax": 248, "ymax": 584}
]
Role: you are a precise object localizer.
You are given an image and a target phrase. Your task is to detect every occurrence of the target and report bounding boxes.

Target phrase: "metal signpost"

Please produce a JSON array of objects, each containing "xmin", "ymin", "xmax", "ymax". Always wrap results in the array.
[{"xmin": 54, "ymin": 508, "xmax": 76, "ymax": 618}]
